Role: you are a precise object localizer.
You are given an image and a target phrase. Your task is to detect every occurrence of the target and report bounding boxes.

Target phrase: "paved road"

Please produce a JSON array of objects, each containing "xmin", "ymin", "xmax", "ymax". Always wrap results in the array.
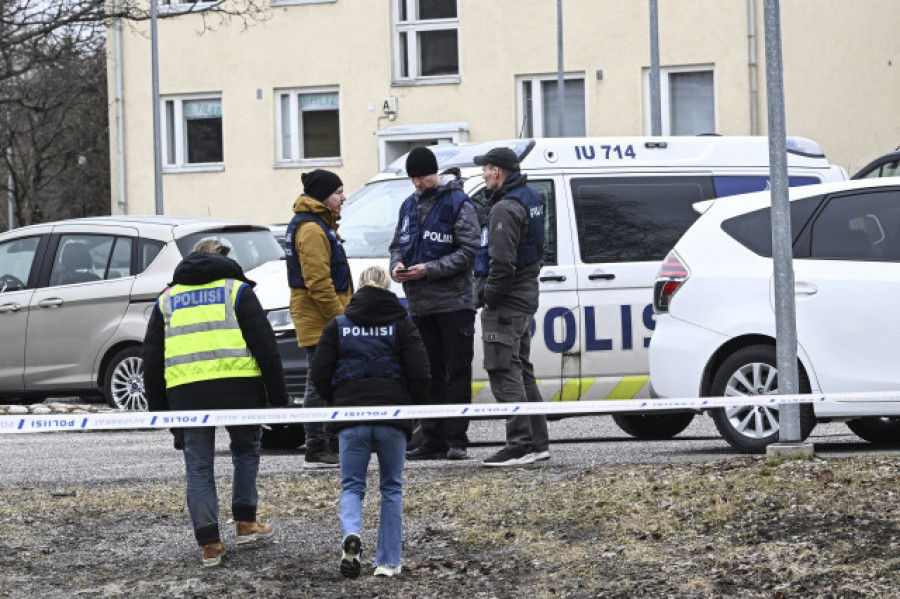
[{"xmin": 2, "ymin": 409, "xmax": 897, "ymax": 487}]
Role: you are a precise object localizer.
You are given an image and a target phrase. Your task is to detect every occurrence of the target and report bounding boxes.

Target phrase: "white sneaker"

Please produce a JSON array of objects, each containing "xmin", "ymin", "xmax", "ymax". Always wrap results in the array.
[
  {"xmin": 374, "ymin": 564, "xmax": 401, "ymax": 577},
  {"xmin": 531, "ymin": 450, "xmax": 551, "ymax": 461}
]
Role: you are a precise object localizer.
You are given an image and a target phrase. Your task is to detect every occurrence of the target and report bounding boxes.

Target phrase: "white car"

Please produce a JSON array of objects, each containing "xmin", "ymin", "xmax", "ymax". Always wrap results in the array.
[{"xmin": 649, "ymin": 178, "xmax": 900, "ymax": 452}]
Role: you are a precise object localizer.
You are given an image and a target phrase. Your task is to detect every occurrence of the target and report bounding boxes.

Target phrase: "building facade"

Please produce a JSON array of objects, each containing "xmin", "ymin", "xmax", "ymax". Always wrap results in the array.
[{"xmin": 107, "ymin": 0, "xmax": 900, "ymax": 222}]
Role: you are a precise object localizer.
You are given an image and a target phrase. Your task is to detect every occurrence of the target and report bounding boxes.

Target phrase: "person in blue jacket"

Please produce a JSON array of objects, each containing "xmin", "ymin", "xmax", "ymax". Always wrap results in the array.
[
  {"xmin": 389, "ymin": 146, "xmax": 480, "ymax": 461},
  {"xmin": 310, "ymin": 266, "xmax": 431, "ymax": 578}
]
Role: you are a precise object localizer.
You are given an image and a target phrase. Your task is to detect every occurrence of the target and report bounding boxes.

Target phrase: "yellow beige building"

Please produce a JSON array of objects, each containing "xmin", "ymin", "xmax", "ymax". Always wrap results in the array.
[{"xmin": 107, "ymin": 0, "xmax": 900, "ymax": 222}]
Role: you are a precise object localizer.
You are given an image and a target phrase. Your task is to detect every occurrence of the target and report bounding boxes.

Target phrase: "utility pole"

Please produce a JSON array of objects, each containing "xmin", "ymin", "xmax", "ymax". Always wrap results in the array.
[
  {"xmin": 649, "ymin": 0, "xmax": 662, "ymax": 135},
  {"xmin": 556, "ymin": 0, "xmax": 565, "ymax": 136},
  {"xmin": 151, "ymin": 0, "xmax": 164, "ymax": 215}
]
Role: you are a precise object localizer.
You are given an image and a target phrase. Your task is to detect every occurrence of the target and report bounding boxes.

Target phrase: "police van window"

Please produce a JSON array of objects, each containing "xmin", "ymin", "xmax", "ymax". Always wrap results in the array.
[
  {"xmin": 721, "ymin": 196, "xmax": 822, "ymax": 258},
  {"xmin": 571, "ymin": 176, "xmax": 714, "ymax": 263},
  {"xmin": 470, "ymin": 180, "xmax": 557, "ymax": 267},
  {"xmin": 806, "ymin": 190, "xmax": 900, "ymax": 261}
]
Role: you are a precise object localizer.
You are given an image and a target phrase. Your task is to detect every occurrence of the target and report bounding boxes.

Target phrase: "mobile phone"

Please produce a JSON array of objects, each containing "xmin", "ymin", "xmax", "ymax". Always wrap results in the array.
[{"xmin": 396, "ymin": 267, "xmax": 409, "ymax": 274}]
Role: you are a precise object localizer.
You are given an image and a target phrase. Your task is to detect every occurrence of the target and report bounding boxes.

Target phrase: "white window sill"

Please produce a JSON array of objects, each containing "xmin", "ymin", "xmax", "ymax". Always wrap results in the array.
[
  {"xmin": 163, "ymin": 164, "xmax": 225, "ymax": 174},
  {"xmin": 275, "ymin": 158, "xmax": 343, "ymax": 169},
  {"xmin": 392, "ymin": 75, "xmax": 461, "ymax": 87}
]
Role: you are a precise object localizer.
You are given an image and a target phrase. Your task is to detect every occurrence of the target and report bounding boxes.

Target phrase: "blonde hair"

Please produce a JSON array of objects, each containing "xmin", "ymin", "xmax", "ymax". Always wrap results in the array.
[
  {"xmin": 358, "ymin": 265, "xmax": 390, "ymax": 290},
  {"xmin": 192, "ymin": 239, "xmax": 230, "ymax": 256}
]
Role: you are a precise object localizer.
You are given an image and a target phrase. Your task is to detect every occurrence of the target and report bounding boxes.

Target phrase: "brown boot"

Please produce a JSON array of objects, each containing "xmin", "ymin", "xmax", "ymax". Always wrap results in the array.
[
  {"xmin": 201, "ymin": 541, "xmax": 227, "ymax": 567},
  {"xmin": 235, "ymin": 520, "xmax": 274, "ymax": 545}
]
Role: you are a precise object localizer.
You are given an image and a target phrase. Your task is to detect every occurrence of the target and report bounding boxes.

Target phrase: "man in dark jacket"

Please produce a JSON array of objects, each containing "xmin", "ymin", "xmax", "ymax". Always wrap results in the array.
[
  {"xmin": 143, "ymin": 240, "xmax": 289, "ymax": 567},
  {"xmin": 473, "ymin": 147, "xmax": 551, "ymax": 467},
  {"xmin": 310, "ymin": 266, "xmax": 430, "ymax": 578},
  {"xmin": 389, "ymin": 146, "xmax": 480, "ymax": 461}
]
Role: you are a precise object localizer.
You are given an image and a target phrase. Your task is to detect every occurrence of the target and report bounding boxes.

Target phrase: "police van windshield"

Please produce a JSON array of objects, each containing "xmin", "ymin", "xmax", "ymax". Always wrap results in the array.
[{"xmin": 340, "ymin": 179, "xmax": 415, "ymax": 258}]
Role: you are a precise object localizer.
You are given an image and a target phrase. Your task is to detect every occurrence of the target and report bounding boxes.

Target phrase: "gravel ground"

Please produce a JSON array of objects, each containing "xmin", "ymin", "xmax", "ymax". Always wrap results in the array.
[{"xmin": 3, "ymin": 436, "xmax": 900, "ymax": 598}]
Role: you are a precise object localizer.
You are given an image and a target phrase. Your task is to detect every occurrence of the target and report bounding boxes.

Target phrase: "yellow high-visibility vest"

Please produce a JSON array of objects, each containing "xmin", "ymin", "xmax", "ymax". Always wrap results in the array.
[{"xmin": 159, "ymin": 278, "xmax": 261, "ymax": 388}]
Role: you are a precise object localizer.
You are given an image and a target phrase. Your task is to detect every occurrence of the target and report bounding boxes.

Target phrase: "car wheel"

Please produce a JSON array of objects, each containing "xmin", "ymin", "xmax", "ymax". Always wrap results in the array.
[
  {"xmin": 104, "ymin": 347, "xmax": 147, "ymax": 411},
  {"xmin": 846, "ymin": 417, "xmax": 900, "ymax": 446},
  {"xmin": 612, "ymin": 413, "xmax": 695, "ymax": 439},
  {"xmin": 261, "ymin": 424, "xmax": 305, "ymax": 450},
  {"xmin": 709, "ymin": 344, "xmax": 815, "ymax": 454}
]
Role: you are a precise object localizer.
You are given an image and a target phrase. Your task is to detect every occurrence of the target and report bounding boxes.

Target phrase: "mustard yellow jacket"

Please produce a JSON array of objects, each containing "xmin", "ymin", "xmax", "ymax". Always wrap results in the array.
[{"xmin": 289, "ymin": 195, "xmax": 353, "ymax": 347}]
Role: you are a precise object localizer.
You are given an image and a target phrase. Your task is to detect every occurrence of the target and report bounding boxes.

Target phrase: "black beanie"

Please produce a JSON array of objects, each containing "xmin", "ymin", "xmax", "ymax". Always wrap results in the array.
[
  {"xmin": 301, "ymin": 169, "xmax": 343, "ymax": 201},
  {"xmin": 405, "ymin": 147, "xmax": 438, "ymax": 177}
]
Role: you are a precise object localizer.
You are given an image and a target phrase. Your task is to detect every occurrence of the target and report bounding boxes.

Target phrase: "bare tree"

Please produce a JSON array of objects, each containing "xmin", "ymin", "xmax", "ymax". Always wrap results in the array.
[{"xmin": 0, "ymin": 0, "xmax": 269, "ymax": 228}]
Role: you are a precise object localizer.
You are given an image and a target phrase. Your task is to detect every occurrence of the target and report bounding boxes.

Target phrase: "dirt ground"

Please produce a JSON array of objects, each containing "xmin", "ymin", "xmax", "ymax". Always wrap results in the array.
[{"xmin": 2, "ymin": 454, "xmax": 900, "ymax": 598}]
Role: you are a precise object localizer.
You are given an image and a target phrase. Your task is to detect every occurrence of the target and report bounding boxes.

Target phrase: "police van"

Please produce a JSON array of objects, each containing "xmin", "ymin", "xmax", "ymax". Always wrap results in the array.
[{"xmin": 337, "ymin": 136, "xmax": 847, "ymax": 440}]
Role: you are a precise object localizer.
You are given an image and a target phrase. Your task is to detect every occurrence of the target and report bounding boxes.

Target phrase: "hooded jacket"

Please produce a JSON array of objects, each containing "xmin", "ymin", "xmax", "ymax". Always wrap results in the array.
[
  {"xmin": 289, "ymin": 195, "xmax": 353, "ymax": 346},
  {"xmin": 143, "ymin": 252, "xmax": 289, "ymax": 411},
  {"xmin": 309, "ymin": 285, "xmax": 431, "ymax": 438},
  {"xmin": 388, "ymin": 176, "xmax": 480, "ymax": 316}
]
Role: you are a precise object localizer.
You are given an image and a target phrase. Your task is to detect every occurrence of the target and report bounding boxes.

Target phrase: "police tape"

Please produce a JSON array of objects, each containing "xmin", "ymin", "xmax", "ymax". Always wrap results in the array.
[{"xmin": 4, "ymin": 391, "xmax": 900, "ymax": 434}]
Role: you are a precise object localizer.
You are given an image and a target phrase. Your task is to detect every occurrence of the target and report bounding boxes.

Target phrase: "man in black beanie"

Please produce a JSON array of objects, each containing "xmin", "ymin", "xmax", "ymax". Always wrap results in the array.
[
  {"xmin": 285, "ymin": 168, "xmax": 352, "ymax": 468},
  {"xmin": 389, "ymin": 147, "xmax": 480, "ymax": 461}
]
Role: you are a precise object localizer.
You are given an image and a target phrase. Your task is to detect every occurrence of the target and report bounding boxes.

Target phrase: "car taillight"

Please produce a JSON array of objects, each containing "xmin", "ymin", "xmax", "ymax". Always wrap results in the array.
[{"xmin": 653, "ymin": 251, "xmax": 690, "ymax": 314}]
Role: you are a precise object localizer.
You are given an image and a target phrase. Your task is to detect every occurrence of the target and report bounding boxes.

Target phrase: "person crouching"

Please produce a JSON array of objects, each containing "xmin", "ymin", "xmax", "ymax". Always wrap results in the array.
[{"xmin": 309, "ymin": 266, "xmax": 430, "ymax": 578}]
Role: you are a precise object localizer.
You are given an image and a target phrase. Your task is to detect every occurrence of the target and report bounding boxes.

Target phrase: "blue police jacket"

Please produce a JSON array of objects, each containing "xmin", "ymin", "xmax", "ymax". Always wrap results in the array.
[
  {"xmin": 285, "ymin": 212, "xmax": 351, "ymax": 291},
  {"xmin": 396, "ymin": 188, "xmax": 470, "ymax": 267},
  {"xmin": 474, "ymin": 174, "xmax": 545, "ymax": 277},
  {"xmin": 331, "ymin": 315, "xmax": 405, "ymax": 388}
]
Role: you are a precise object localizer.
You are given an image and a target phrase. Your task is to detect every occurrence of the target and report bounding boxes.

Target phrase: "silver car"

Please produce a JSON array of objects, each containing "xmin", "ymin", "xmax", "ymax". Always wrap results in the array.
[{"xmin": 0, "ymin": 216, "xmax": 300, "ymax": 410}]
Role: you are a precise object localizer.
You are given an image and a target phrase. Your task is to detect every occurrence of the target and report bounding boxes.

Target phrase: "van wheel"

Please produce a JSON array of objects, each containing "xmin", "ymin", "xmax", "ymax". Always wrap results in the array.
[
  {"xmin": 709, "ymin": 345, "xmax": 815, "ymax": 454},
  {"xmin": 261, "ymin": 424, "xmax": 305, "ymax": 450},
  {"xmin": 612, "ymin": 413, "xmax": 695, "ymax": 439},
  {"xmin": 104, "ymin": 347, "xmax": 147, "ymax": 411},
  {"xmin": 846, "ymin": 417, "xmax": 900, "ymax": 446}
]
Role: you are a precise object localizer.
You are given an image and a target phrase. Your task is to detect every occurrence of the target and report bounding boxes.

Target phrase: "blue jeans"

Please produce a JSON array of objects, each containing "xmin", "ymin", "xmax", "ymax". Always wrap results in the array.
[
  {"xmin": 182, "ymin": 425, "xmax": 262, "ymax": 545},
  {"xmin": 338, "ymin": 425, "xmax": 406, "ymax": 568}
]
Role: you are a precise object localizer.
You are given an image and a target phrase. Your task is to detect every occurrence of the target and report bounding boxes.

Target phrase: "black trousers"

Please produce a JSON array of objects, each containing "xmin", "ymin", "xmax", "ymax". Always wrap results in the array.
[{"xmin": 412, "ymin": 309, "xmax": 475, "ymax": 450}]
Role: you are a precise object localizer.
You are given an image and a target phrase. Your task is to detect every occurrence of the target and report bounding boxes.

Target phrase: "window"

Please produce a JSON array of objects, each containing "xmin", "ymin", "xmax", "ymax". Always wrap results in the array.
[
  {"xmin": 0, "ymin": 236, "xmax": 40, "ymax": 292},
  {"xmin": 394, "ymin": 0, "xmax": 459, "ymax": 84},
  {"xmin": 158, "ymin": 0, "xmax": 216, "ymax": 11},
  {"xmin": 277, "ymin": 89, "xmax": 341, "ymax": 164},
  {"xmin": 721, "ymin": 196, "xmax": 823, "ymax": 258},
  {"xmin": 644, "ymin": 66, "xmax": 715, "ymax": 135},
  {"xmin": 518, "ymin": 75, "xmax": 586, "ymax": 138},
  {"xmin": 162, "ymin": 95, "xmax": 223, "ymax": 170},
  {"xmin": 806, "ymin": 190, "xmax": 900, "ymax": 261},
  {"xmin": 50, "ymin": 235, "xmax": 132, "ymax": 286},
  {"xmin": 571, "ymin": 176, "xmax": 714, "ymax": 263},
  {"xmin": 139, "ymin": 239, "xmax": 166, "ymax": 273}
]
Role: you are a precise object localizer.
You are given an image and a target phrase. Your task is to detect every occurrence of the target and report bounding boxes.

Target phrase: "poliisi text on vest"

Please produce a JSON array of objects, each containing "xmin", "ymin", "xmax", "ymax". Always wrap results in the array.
[
  {"xmin": 341, "ymin": 325, "xmax": 395, "ymax": 337},
  {"xmin": 171, "ymin": 287, "xmax": 226, "ymax": 311},
  {"xmin": 422, "ymin": 230, "xmax": 453, "ymax": 243}
]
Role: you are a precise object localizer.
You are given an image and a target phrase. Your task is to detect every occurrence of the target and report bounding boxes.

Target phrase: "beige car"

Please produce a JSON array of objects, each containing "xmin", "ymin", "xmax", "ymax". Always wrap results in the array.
[{"xmin": 0, "ymin": 216, "xmax": 295, "ymax": 410}]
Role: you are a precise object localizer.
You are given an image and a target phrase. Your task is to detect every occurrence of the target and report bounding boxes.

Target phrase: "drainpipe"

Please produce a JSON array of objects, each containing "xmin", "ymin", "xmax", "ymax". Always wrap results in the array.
[
  {"xmin": 114, "ymin": 0, "xmax": 127, "ymax": 214},
  {"xmin": 747, "ymin": 0, "xmax": 760, "ymax": 135}
]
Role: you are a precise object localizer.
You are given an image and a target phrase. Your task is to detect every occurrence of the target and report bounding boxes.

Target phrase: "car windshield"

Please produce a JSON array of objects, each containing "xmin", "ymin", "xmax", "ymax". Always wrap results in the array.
[
  {"xmin": 175, "ymin": 228, "xmax": 284, "ymax": 272},
  {"xmin": 339, "ymin": 178, "xmax": 415, "ymax": 258}
]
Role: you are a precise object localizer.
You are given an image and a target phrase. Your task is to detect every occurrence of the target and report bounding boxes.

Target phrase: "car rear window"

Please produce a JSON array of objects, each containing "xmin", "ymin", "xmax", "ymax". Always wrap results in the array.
[
  {"xmin": 720, "ymin": 195, "xmax": 823, "ymax": 257},
  {"xmin": 176, "ymin": 228, "xmax": 284, "ymax": 272}
]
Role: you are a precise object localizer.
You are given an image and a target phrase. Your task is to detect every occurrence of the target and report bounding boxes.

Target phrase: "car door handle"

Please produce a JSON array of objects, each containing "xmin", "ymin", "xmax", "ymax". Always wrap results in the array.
[
  {"xmin": 0, "ymin": 302, "xmax": 21, "ymax": 313},
  {"xmin": 588, "ymin": 273, "xmax": 616, "ymax": 280},
  {"xmin": 36, "ymin": 298, "xmax": 64, "ymax": 308},
  {"xmin": 539, "ymin": 275, "xmax": 567, "ymax": 282},
  {"xmin": 794, "ymin": 282, "xmax": 818, "ymax": 296}
]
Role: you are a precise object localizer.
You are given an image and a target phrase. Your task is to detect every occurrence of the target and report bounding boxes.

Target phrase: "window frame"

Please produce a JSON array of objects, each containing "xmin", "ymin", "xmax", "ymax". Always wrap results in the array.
[
  {"xmin": 643, "ymin": 65, "xmax": 717, "ymax": 136},
  {"xmin": 393, "ymin": 0, "xmax": 461, "ymax": 86},
  {"xmin": 161, "ymin": 93, "xmax": 225, "ymax": 173},
  {"xmin": 275, "ymin": 86, "xmax": 342, "ymax": 168},
  {"xmin": 516, "ymin": 73, "xmax": 587, "ymax": 138}
]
